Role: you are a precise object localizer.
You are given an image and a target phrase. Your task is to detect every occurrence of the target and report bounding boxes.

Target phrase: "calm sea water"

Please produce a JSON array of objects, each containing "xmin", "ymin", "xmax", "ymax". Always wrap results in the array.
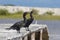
[{"xmin": 0, "ymin": 19, "xmax": 60, "ymax": 40}]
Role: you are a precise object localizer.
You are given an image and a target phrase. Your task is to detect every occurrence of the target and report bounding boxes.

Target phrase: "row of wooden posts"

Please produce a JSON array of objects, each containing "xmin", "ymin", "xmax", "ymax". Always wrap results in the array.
[
  {"xmin": 8, "ymin": 27, "xmax": 49, "ymax": 40},
  {"xmin": 0, "ymin": 24, "xmax": 49, "ymax": 40}
]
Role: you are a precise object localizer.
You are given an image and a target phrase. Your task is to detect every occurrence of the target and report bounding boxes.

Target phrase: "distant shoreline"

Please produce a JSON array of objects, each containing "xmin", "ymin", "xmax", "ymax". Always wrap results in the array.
[
  {"xmin": 0, "ymin": 6, "xmax": 60, "ymax": 15},
  {"xmin": 0, "ymin": 15, "xmax": 60, "ymax": 20}
]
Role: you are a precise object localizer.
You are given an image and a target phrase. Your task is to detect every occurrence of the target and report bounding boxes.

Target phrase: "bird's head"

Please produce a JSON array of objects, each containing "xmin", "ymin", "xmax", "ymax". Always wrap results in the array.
[
  {"xmin": 23, "ymin": 12, "xmax": 28, "ymax": 17},
  {"xmin": 30, "ymin": 10, "xmax": 35, "ymax": 14}
]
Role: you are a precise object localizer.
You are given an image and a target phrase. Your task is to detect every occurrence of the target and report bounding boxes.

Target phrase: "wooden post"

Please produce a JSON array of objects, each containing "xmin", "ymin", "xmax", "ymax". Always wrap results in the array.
[
  {"xmin": 22, "ymin": 35, "xmax": 28, "ymax": 40},
  {"xmin": 31, "ymin": 32, "xmax": 35, "ymax": 40},
  {"xmin": 35, "ymin": 31, "xmax": 40, "ymax": 40},
  {"xmin": 27, "ymin": 32, "xmax": 31, "ymax": 40},
  {"xmin": 40, "ymin": 29, "xmax": 43, "ymax": 40},
  {"xmin": 24, "ymin": 36, "xmax": 28, "ymax": 40},
  {"xmin": 22, "ymin": 37, "xmax": 24, "ymax": 40}
]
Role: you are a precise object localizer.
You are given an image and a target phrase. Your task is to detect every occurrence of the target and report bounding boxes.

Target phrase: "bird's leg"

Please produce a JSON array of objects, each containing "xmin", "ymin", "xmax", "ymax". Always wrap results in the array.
[{"xmin": 26, "ymin": 27, "xmax": 30, "ymax": 31}]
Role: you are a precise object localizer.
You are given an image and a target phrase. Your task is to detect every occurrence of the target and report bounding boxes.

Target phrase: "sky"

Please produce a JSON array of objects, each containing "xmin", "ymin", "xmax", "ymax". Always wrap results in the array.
[{"xmin": 0, "ymin": 0, "xmax": 60, "ymax": 8}]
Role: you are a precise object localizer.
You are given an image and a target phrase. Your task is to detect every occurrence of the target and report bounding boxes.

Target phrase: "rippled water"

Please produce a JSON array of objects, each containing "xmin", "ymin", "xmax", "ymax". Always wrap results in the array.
[
  {"xmin": 0, "ymin": 19, "xmax": 60, "ymax": 40},
  {"xmin": 37, "ymin": 20, "xmax": 60, "ymax": 40}
]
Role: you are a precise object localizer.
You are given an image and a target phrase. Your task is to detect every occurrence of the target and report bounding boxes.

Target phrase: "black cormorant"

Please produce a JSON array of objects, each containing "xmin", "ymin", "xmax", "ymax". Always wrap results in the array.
[
  {"xmin": 6, "ymin": 11, "xmax": 34, "ymax": 33},
  {"xmin": 24, "ymin": 11, "xmax": 34, "ymax": 31},
  {"xmin": 6, "ymin": 12, "xmax": 28, "ymax": 33}
]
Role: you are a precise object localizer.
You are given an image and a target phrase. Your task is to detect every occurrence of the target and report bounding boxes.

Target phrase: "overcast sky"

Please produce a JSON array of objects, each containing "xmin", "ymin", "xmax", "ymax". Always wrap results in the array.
[{"xmin": 0, "ymin": 0, "xmax": 60, "ymax": 8}]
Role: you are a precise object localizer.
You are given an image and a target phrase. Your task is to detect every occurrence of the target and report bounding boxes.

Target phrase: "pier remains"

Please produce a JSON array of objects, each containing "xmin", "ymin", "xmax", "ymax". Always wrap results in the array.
[{"xmin": 0, "ymin": 24, "xmax": 49, "ymax": 40}]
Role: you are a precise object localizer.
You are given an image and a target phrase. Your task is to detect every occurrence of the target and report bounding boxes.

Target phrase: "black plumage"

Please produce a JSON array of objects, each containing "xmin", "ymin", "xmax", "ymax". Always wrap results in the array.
[
  {"xmin": 24, "ymin": 11, "xmax": 34, "ymax": 31},
  {"xmin": 6, "ymin": 11, "xmax": 34, "ymax": 33},
  {"xmin": 6, "ymin": 12, "xmax": 28, "ymax": 33}
]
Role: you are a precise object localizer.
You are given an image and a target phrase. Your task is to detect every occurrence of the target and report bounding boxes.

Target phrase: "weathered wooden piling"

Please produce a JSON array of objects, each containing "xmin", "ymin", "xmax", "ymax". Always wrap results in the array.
[{"xmin": 0, "ymin": 24, "xmax": 49, "ymax": 40}]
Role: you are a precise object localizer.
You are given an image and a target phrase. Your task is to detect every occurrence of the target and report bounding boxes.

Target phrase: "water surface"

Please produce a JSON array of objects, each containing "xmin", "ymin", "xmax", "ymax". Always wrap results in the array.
[{"xmin": 0, "ymin": 19, "xmax": 60, "ymax": 40}]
